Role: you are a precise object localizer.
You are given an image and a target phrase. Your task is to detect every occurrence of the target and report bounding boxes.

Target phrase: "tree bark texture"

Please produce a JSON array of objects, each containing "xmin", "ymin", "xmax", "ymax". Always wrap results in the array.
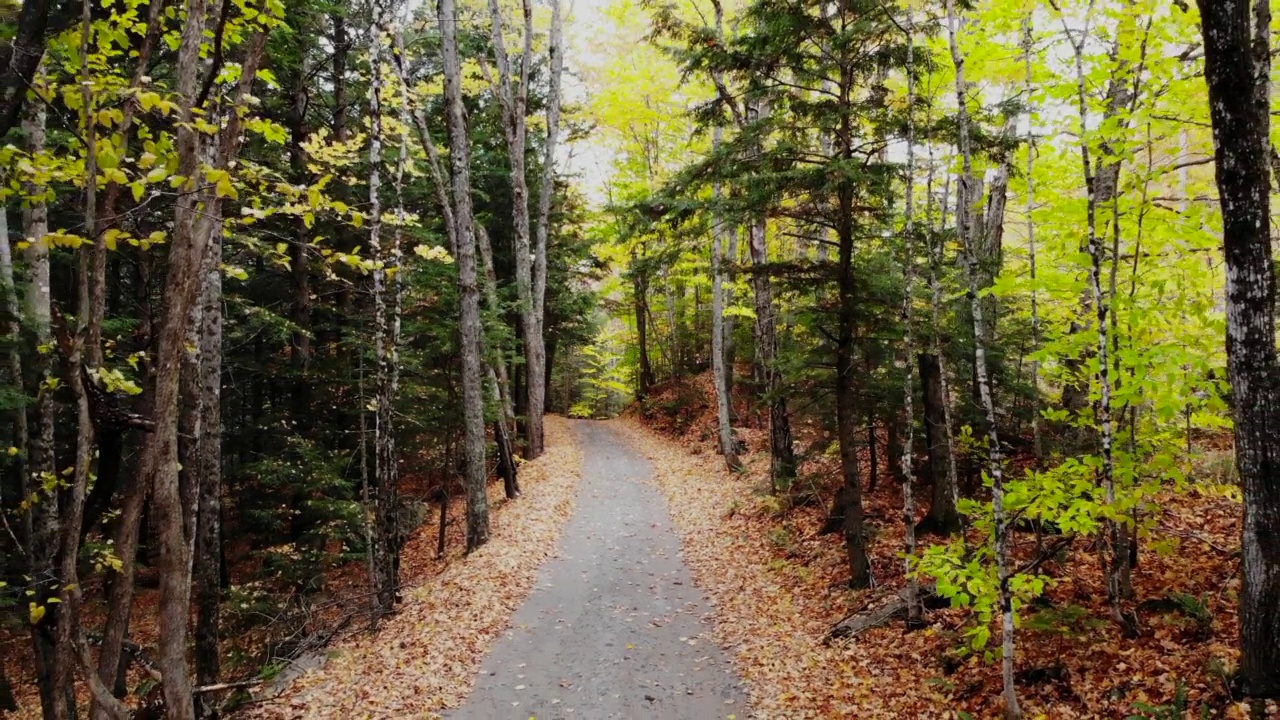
[
  {"xmin": 1197, "ymin": 0, "xmax": 1280, "ymax": 698},
  {"xmin": 441, "ymin": 0, "xmax": 490, "ymax": 551}
]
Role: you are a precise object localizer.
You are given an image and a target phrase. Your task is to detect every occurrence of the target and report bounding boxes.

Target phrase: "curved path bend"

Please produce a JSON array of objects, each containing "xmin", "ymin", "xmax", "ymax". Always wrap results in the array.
[{"xmin": 447, "ymin": 420, "xmax": 748, "ymax": 720}]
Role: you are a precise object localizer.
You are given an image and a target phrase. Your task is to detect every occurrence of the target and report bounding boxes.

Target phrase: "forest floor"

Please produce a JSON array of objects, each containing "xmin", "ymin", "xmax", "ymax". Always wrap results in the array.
[
  {"xmin": 620, "ymin": 371, "xmax": 1260, "ymax": 719},
  {"xmin": 250, "ymin": 415, "xmax": 584, "ymax": 717}
]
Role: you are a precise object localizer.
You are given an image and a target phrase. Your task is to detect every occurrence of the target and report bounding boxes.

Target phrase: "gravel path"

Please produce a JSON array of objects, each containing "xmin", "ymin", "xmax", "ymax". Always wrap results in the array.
[{"xmin": 447, "ymin": 420, "xmax": 748, "ymax": 720}]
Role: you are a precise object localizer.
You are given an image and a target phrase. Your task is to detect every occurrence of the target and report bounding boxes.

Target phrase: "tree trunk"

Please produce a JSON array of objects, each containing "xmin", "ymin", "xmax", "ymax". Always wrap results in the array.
[
  {"xmin": 919, "ymin": 353, "xmax": 961, "ymax": 535},
  {"xmin": 1063, "ymin": 12, "xmax": 1140, "ymax": 620},
  {"xmin": 531, "ymin": 0, "xmax": 564, "ymax": 454},
  {"xmin": 144, "ymin": 12, "xmax": 266, "ymax": 716},
  {"xmin": 1023, "ymin": 17, "xmax": 1042, "ymax": 463},
  {"xmin": 832, "ymin": 79, "xmax": 869, "ymax": 587},
  {"xmin": 711, "ymin": 128, "xmax": 740, "ymax": 469},
  {"xmin": 441, "ymin": 0, "xmax": 489, "ymax": 551},
  {"xmin": 898, "ymin": 20, "xmax": 923, "ymax": 628},
  {"xmin": 724, "ymin": 227, "xmax": 738, "ymax": 418},
  {"xmin": 22, "ymin": 91, "xmax": 73, "ymax": 720},
  {"xmin": 367, "ymin": 18, "xmax": 399, "ymax": 614},
  {"xmin": 474, "ymin": 224, "xmax": 520, "ymax": 497},
  {"xmin": 946, "ymin": 1, "xmax": 1020, "ymax": 715},
  {"xmin": 391, "ymin": 29, "xmax": 519, "ymax": 499},
  {"xmin": 485, "ymin": 0, "xmax": 543, "ymax": 459},
  {"xmin": 634, "ymin": 267, "xmax": 654, "ymax": 398},
  {"xmin": 747, "ymin": 100, "xmax": 796, "ymax": 492},
  {"xmin": 1196, "ymin": 0, "xmax": 1280, "ymax": 699},
  {"xmin": 287, "ymin": 75, "xmax": 312, "ymax": 424},
  {"xmin": 0, "ymin": 0, "xmax": 53, "ymax": 139},
  {"xmin": 925, "ymin": 167, "xmax": 962, "ymax": 530},
  {"xmin": 193, "ymin": 220, "xmax": 224, "ymax": 719},
  {"xmin": 0, "ymin": 208, "xmax": 23, "ymax": 544}
]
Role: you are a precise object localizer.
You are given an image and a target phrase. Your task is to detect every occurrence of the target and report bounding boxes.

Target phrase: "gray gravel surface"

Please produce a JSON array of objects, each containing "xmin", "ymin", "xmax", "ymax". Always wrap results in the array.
[{"xmin": 446, "ymin": 420, "xmax": 748, "ymax": 720}]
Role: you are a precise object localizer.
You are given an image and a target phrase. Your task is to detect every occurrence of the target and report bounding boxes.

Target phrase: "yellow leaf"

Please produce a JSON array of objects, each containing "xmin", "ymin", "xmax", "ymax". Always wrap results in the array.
[{"xmin": 215, "ymin": 176, "xmax": 238, "ymax": 200}]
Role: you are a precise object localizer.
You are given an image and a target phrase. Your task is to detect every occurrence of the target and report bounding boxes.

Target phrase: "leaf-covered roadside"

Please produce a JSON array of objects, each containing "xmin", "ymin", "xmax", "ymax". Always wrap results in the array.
[
  {"xmin": 250, "ymin": 416, "xmax": 582, "ymax": 718},
  {"xmin": 613, "ymin": 376, "xmax": 1251, "ymax": 718}
]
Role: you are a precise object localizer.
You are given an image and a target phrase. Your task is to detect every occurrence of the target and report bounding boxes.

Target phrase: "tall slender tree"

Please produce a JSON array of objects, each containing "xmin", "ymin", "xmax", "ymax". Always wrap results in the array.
[
  {"xmin": 441, "ymin": 0, "xmax": 490, "ymax": 551},
  {"xmin": 485, "ymin": 0, "xmax": 544, "ymax": 458},
  {"xmin": 946, "ymin": 0, "xmax": 1020, "ymax": 714},
  {"xmin": 531, "ymin": 0, "xmax": 565, "ymax": 456},
  {"xmin": 366, "ymin": 16, "xmax": 399, "ymax": 614}
]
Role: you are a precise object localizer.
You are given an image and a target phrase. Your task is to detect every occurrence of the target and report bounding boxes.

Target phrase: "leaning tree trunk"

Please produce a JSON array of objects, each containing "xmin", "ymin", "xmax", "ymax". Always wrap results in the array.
[
  {"xmin": 1196, "ymin": 0, "xmax": 1280, "ymax": 700},
  {"xmin": 441, "ymin": 0, "xmax": 490, "ymax": 551},
  {"xmin": 390, "ymin": 31, "xmax": 520, "ymax": 501},
  {"xmin": 485, "ymin": 0, "xmax": 543, "ymax": 458},
  {"xmin": 477, "ymin": 226, "xmax": 521, "ymax": 498},
  {"xmin": 947, "ymin": 0, "xmax": 1020, "ymax": 715}
]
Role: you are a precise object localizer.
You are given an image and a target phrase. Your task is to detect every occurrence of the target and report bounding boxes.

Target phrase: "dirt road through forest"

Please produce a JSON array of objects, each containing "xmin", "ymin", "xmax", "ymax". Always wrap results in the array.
[{"xmin": 446, "ymin": 420, "xmax": 748, "ymax": 720}]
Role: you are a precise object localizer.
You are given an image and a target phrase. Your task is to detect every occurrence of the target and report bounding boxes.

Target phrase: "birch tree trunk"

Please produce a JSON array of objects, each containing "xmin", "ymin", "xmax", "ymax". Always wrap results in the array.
[
  {"xmin": 367, "ymin": 20, "xmax": 399, "ymax": 614},
  {"xmin": 898, "ymin": 15, "xmax": 922, "ymax": 628},
  {"xmin": 745, "ymin": 99, "xmax": 796, "ymax": 493},
  {"xmin": 193, "ymin": 213, "xmax": 224, "ymax": 719},
  {"xmin": 1061, "ymin": 10, "xmax": 1138, "ymax": 621},
  {"xmin": 922, "ymin": 156, "xmax": 961, "ymax": 537},
  {"xmin": 441, "ymin": 0, "xmax": 490, "ymax": 551},
  {"xmin": 19, "ymin": 90, "xmax": 69, "ymax": 720},
  {"xmin": 0, "ymin": 208, "xmax": 22, "ymax": 535},
  {"xmin": 1196, "ymin": 0, "xmax": 1280, "ymax": 700},
  {"xmin": 946, "ymin": 1, "xmax": 1020, "ymax": 715},
  {"xmin": 711, "ymin": 126, "xmax": 740, "ymax": 470},
  {"xmin": 1023, "ymin": 17, "xmax": 1042, "ymax": 463}
]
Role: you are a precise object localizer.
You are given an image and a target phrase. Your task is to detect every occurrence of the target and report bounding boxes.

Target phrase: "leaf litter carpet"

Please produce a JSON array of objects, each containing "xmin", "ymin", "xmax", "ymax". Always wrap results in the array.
[
  {"xmin": 256, "ymin": 415, "xmax": 583, "ymax": 718},
  {"xmin": 614, "ymin": 389, "xmax": 1254, "ymax": 719}
]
